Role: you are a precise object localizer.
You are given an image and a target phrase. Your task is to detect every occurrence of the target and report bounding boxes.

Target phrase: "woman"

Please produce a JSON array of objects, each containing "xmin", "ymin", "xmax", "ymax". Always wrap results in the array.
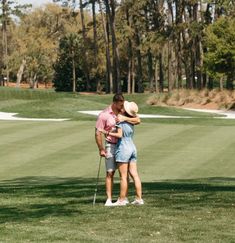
[{"xmin": 103, "ymin": 101, "xmax": 144, "ymax": 206}]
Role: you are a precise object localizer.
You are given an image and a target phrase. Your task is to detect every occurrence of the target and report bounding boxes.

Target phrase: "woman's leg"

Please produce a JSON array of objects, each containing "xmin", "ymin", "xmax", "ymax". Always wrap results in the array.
[
  {"xmin": 129, "ymin": 162, "xmax": 142, "ymax": 200},
  {"xmin": 117, "ymin": 162, "xmax": 129, "ymax": 201}
]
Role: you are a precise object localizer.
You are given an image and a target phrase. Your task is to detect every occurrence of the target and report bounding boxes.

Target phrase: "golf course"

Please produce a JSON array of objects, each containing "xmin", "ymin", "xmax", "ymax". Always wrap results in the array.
[{"xmin": 0, "ymin": 87, "xmax": 234, "ymax": 242}]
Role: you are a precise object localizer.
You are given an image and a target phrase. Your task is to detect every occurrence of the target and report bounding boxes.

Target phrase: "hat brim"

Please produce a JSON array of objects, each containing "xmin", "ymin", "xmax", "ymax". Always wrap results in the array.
[{"xmin": 124, "ymin": 101, "xmax": 137, "ymax": 117}]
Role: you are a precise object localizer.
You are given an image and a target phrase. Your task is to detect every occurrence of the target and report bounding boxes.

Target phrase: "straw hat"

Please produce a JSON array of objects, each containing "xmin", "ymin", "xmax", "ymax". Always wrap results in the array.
[{"xmin": 124, "ymin": 101, "xmax": 138, "ymax": 117}]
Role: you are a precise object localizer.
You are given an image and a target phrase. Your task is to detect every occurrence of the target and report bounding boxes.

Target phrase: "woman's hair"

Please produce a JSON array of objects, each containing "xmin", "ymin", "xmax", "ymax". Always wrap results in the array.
[
  {"xmin": 113, "ymin": 93, "xmax": 124, "ymax": 103},
  {"xmin": 124, "ymin": 111, "xmax": 132, "ymax": 118}
]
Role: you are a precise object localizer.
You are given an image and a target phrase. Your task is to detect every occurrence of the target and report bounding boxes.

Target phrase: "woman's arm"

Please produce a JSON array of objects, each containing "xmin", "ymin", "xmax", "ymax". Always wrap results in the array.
[
  {"xmin": 117, "ymin": 115, "xmax": 141, "ymax": 125},
  {"xmin": 101, "ymin": 127, "xmax": 123, "ymax": 138},
  {"xmin": 108, "ymin": 127, "xmax": 123, "ymax": 138}
]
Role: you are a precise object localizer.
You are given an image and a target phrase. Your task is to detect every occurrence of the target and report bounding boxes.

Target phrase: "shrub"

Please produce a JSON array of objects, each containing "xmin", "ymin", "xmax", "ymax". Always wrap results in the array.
[{"xmin": 147, "ymin": 89, "xmax": 235, "ymax": 110}]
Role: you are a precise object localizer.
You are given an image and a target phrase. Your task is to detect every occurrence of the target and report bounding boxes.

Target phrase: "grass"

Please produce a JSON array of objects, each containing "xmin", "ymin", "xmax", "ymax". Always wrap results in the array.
[
  {"xmin": 0, "ymin": 87, "xmax": 235, "ymax": 242},
  {"xmin": 0, "ymin": 87, "xmax": 229, "ymax": 123}
]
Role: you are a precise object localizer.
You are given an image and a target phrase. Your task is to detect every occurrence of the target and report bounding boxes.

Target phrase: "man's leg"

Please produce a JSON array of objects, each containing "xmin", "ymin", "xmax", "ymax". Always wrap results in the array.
[
  {"xmin": 106, "ymin": 171, "xmax": 115, "ymax": 200},
  {"xmin": 105, "ymin": 143, "xmax": 116, "ymax": 204}
]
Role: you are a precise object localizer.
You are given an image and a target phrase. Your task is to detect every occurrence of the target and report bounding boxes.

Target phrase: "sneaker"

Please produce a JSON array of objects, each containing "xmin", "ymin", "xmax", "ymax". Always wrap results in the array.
[
  {"xmin": 124, "ymin": 197, "xmax": 129, "ymax": 204},
  {"xmin": 104, "ymin": 199, "xmax": 113, "ymax": 206},
  {"xmin": 112, "ymin": 199, "xmax": 127, "ymax": 206},
  {"xmin": 131, "ymin": 198, "xmax": 144, "ymax": 205}
]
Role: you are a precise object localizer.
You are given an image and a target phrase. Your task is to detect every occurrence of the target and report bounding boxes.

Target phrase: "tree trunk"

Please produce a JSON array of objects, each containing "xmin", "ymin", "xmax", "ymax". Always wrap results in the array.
[
  {"xmin": 1, "ymin": 0, "xmax": 9, "ymax": 86},
  {"xmin": 30, "ymin": 73, "xmax": 37, "ymax": 89},
  {"xmin": 72, "ymin": 51, "xmax": 76, "ymax": 92},
  {"xmin": 91, "ymin": 0, "xmax": 100, "ymax": 93},
  {"xmin": 195, "ymin": 40, "xmax": 202, "ymax": 89},
  {"xmin": 16, "ymin": 59, "xmax": 26, "ymax": 88},
  {"xmin": 155, "ymin": 57, "xmax": 159, "ymax": 93},
  {"xmin": 79, "ymin": 0, "xmax": 90, "ymax": 91},
  {"xmin": 194, "ymin": 3, "xmax": 203, "ymax": 90},
  {"xmin": 33, "ymin": 74, "xmax": 38, "ymax": 89},
  {"xmin": 159, "ymin": 52, "xmax": 164, "ymax": 92},
  {"xmin": 105, "ymin": 0, "xmax": 121, "ymax": 93},
  {"xmin": 98, "ymin": 0, "xmax": 113, "ymax": 93},
  {"xmin": 131, "ymin": 58, "xmax": 135, "ymax": 93},
  {"xmin": 184, "ymin": 60, "xmax": 192, "ymax": 89},
  {"xmin": 92, "ymin": 0, "xmax": 98, "ymax": 60},
  {"xmin": 174, "ymin": 0, "xmax": 184, "ymax": 89},
  {"xmin": 168, "ymin": 41, "xmax": 176, "ymax": 91},
  {"xmin": 202, "ymin": 72, "xmax": 207, "ymax": 88},
  {"xmin": 127, "ymin": 57, "xmax": 132, "ymax": 94},
  {"xmin": 226, "ymin": 73, "xmax": 234, "ymax": 90},
  {"xmin": 208, "ymin": 76, "xmax": 213, "ymax": 90},
  {"xmin": 134, "ymin": 28, "xmax": 143, "ymax": 93},
  {"xmin": 220, "ymin": 76, "xmax": 224, "ymax": 91},
  {"xmin": 191, "ymin": 47, "xmax": 196, "ymax": 89},
  {"xmin": 147, "ymin": 49, "xmax": 154, "ymax": 92},
  {"xmin": 126, "ymin": 8, "xmax": 132, "ymax": 94}
]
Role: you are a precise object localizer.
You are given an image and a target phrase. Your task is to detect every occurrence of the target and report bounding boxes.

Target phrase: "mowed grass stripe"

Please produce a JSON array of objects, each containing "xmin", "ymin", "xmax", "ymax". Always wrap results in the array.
[
  {"xmin": 1, "ymin": 121, "xmax": 234, "ymax": 181},
  {"xmin": 11, "ymin": 141, "xmax": 99, "ymax": 178},
  {"xmin": 175, "ymin": 126, "xmax": 235, "ymax": 178},
  {"xmin": 134, "ymin": 123, "xmax": 196, "ymax": 149},
  {"xmin": 135, "ymin": 124, "xmax": 211, "ymax": 167},
  {"xmin": 0, "ymin": 121, "xmax": 41, "ymax": 136},
  {"xmin": 0, "ymin": 122, "xmax": 81, "ymax": 155},
  {"xmin": 0, "ymin": 122, "xmax": 93, "ymax": 176},
  {"xmin": 137, "ymin": 125, "xmax": 235, "ymax": 180},
  {"xmin": 0, "ymin": 121, "xmax": 79, "ymax": 145},
  {"xmin": 190, "ymin": 141, "xmax": 235, "ymax": 177}
]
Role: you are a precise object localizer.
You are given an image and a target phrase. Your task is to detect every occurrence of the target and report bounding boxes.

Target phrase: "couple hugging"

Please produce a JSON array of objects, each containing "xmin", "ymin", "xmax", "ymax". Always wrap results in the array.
[{"xmin": 95, "ymin": 93, "xmax": 144, "ymax": 206}]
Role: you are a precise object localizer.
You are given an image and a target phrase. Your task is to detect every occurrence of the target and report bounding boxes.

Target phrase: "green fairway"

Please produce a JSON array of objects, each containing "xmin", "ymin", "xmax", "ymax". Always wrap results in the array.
[
  {"xmin": 0, "ymin": 88, "xmax": 235, "ymax": 242},
  {"xmin": 0, "ymin": 117, "xmax": 234, "ymax": 242}
]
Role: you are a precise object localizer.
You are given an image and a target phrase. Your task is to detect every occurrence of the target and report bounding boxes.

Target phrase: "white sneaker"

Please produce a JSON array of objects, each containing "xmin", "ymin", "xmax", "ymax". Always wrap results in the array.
[
  {"xmin": 104, "ymin": 199, "xmax": 113, "ymax": 206},
  {"xmin": 112, "ymin": 199, "xmax": 127, "ymax": 206},
  {"xmin": 131, "ymin": 199, "xmax": 144, "ymax": 205},
  {"xmin": 124, "ymin": 197, "xmax": 129, "ymax": 204}
]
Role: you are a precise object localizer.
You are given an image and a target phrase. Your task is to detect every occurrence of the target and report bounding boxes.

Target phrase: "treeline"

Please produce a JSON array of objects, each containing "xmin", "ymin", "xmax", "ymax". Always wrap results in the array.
[{"xmin": 0, "ymin": 0, "xmax": 235, "ymax": 93}]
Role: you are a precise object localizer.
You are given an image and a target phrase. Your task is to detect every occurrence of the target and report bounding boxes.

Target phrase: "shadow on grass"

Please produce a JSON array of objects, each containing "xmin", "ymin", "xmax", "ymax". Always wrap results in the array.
[{"xmin": 0, "ymin": 176, "xmax": 234, "ymax": 223}]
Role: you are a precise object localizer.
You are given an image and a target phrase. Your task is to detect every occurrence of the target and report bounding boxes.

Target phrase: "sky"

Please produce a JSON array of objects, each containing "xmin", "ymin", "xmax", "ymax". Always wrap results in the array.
[{"xmin": 17, "ymin": 0, "xmax": 52, "ymax": 8}]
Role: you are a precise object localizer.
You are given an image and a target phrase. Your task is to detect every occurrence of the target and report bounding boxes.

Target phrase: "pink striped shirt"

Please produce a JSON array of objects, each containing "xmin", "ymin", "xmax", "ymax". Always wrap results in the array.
[{"xmin": 95, "ymin": 105, "xmax": 118, "ymax": 144}]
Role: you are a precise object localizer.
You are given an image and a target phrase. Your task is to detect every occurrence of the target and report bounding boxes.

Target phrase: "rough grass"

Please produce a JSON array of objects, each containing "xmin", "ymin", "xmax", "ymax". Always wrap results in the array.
[{"xmin": 147, "ymin": 89, "xmax": 235, "ymax": 110}]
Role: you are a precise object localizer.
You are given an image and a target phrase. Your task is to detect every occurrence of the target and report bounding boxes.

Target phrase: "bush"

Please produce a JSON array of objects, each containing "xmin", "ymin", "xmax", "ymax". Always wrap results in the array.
[{"xmin": 147, "ymin": 89, "xmax": 235, "ymax": 109}]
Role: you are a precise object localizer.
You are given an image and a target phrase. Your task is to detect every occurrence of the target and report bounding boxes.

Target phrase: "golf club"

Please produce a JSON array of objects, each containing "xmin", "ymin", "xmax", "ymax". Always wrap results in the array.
[{"xmin": 93, "ymin": 156, "xmax": 102, "ymax": 205}]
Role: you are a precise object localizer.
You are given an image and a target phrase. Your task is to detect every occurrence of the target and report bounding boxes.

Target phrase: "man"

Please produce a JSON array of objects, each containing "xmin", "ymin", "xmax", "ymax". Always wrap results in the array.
[{"xmin": 95, "ymin": 93, "xmax": 140, "ymax": 206}]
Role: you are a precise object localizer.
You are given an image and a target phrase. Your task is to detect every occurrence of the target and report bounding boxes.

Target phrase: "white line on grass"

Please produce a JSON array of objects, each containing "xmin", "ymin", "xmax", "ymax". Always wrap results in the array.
[
  {"xmin": 183, "ymin": 108, "xmax": 235, "ymax": 119},
  {"xmin": 78, "ymin": 110, "xmax": 192, "ymax": 118},
  {"xmin": 1, "ymin": 108, "xmax": 234, "ymax": 121},
  {"xmin": 78, "ymin": 109, "xmax": 235, "ymax": 119},
  {"xmin": 0, "ymin": 112, "xmax": 69, "ymax": 121}
]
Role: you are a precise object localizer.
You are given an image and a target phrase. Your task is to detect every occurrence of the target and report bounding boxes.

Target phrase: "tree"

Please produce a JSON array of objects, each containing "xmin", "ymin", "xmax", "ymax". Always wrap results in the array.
[
  {"xmin": 204, "ymin": 16, "xmax": 235, "ymax": 90},
  {"xmin": 0, "ymin": 0, "xmax": 31, "ymax": 86},
  {"xmin": 8, "ymin": 4, "xmax": 61, "ymax": 88},
  {"xmin": 53, "ymin": 33, "xmax": 85, "ymax": 92}
]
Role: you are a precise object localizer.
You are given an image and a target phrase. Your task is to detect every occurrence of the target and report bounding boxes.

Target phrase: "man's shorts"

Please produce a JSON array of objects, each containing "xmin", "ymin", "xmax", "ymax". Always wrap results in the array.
[{"xmin": 105, "ymin": 142, "xmax": 116, "ymax": 172}]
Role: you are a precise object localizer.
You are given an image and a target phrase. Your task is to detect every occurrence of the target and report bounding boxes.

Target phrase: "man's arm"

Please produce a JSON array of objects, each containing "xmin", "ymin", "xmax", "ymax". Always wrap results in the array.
[
  {"xmin": 95, "ymin": 129, "xmax": 106, "ymax": 157},
  {"xmin": 117, "ymin": 114, "xmax": 141, "ymax": 125}
]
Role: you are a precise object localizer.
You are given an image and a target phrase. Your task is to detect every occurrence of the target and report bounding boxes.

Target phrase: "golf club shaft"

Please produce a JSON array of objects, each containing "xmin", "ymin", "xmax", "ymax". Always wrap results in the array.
[{"xmin": 93, "ymin": 156, "xmax": 102, "ymax": 205}]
